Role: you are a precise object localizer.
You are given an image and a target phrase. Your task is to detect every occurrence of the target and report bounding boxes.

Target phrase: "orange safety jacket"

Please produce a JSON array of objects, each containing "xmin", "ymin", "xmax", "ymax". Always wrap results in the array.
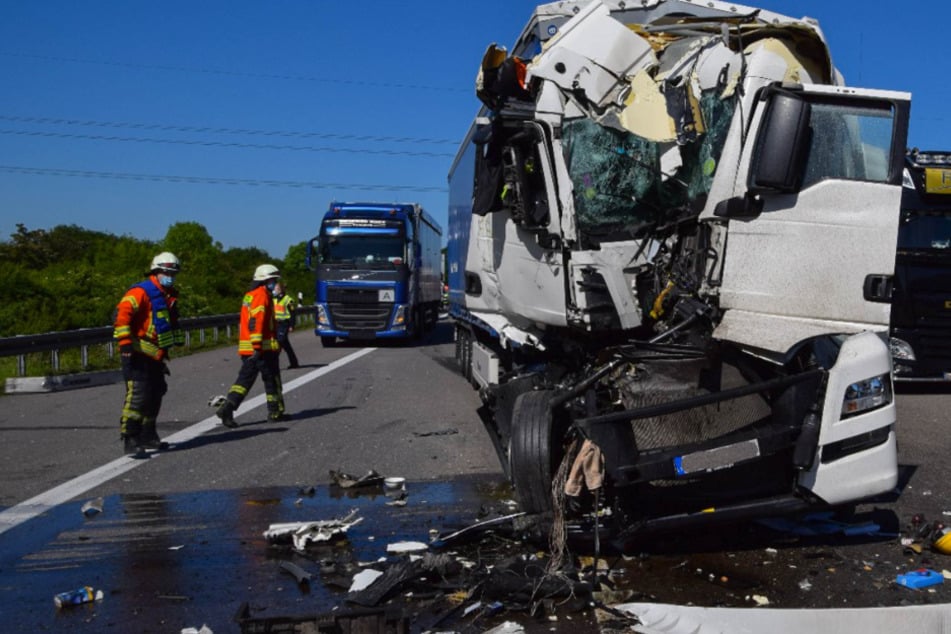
[
  {"xmin": 239, "ymin": 284, "xmax": 280, "ymax": 355},
  {"xmin": 113, "ymin": 275, "xmax": 183, "ymax": 361}
]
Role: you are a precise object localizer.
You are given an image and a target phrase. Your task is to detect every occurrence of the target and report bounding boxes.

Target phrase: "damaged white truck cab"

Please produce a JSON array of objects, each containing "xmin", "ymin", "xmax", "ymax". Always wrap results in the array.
[{"xmin": 447, "ymin": 0, "xmax": 909, "ymax": 542}]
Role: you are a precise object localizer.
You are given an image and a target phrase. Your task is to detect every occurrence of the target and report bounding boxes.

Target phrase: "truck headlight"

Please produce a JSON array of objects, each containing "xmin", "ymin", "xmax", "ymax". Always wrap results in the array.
[
  {"xmin": 889, "ymin": 337, "xmax": 916, "ymax": 362},
  {"xmin": 392, "ymin": 304, "xmax": 407, "ymax": 330},
  {"xmin": 316, "ymin": 304, "xmax": 330, "ymax": 329},
  {"xmin": 841, "ymin": 373, "xmax": 892, "ymax": 417}
]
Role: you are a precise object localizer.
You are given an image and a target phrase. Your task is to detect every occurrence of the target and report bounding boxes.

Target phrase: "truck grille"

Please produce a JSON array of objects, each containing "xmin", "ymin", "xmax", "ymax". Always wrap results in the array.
[
  {"xmin": 329, "ymin": 303, "xmax": 392, "ymax": 331},
  {"xmin": 917, "ymin": 333, "xmax": 951, "ymax": 366}
]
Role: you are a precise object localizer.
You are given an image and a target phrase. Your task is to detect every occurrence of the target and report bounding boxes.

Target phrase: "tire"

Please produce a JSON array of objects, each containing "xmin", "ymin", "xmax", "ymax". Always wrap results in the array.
[
  {"xmin": 320, "ymin": 336, "xmax": 337, "ymax": 347},
  {"xmin": 509, "ymin": 389, "xmax": 559, "ymax": 514}
]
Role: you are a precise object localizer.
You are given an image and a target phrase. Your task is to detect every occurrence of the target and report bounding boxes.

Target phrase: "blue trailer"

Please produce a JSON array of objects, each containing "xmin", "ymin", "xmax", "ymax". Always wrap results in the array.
[{"xmin": 307, "ymin": 202, "xmax": 442, "ymax": 346}]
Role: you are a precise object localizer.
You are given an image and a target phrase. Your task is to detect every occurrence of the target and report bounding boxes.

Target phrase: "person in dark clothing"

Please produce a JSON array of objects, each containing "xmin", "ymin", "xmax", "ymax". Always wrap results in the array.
[{"xmin": 272, "ymin": 281, "xmax": 299, "ymax": 369}]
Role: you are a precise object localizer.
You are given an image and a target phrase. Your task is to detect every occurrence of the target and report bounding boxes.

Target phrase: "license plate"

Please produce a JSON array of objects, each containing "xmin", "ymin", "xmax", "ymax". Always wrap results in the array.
[
  {"xmin": 925, "ymin": 168, "xmax": 951, "ymax": 194},
  {"xmin": 673, "ymin": 439, "xmax": 761, "ymax": 476}
]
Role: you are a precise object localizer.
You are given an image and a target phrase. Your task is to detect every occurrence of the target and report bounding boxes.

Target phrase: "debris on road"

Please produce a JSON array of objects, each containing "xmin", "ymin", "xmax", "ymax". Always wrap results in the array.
[
  {"xmin": 896, "ymin": 568, "xmax": 944, "ymax": 590},
  {"xmin": 81, "ymin": 497, "xmax": 103, "ymax": 517},
  {"xmin": 279, "ymin": 560, "xmax": 313, "ymax": 586},
  {"xmin": 263, "ymin": 509, "xmax": 362, "ymax": 550},
  {"xmin": 386, "ymin": 541, "xmax": 428, "ymax": 554},
  {"xmin": 329, "ymin": 469, "xmax": 384, "ymax": 489},
  {"xmin": 54, "ymin": 586, "xmax": 104, "ymax": 608}
]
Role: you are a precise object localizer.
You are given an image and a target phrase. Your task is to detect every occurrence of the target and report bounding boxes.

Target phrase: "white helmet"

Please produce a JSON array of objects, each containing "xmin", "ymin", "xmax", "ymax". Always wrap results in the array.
[
  {"xmin": 253, "ymin": 263, "xmax": 281, "ymax": 281},
  {"xmin": 151, "ymin": 252, "xmax": 181, "ymax": 274}
]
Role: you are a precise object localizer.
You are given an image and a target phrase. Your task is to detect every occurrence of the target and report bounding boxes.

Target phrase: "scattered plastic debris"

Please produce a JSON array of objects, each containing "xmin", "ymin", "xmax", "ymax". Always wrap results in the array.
[
  {"xmin": 81, "ymin": 497, "xmax": 103, "ymax": 517},
  {"xmin": 54, "ymin": 586, "xmax": 103, "ymax": 608},
  {"xmin": 207, "ymin": 394, "xmax": 226, "ymax": 408},
  {"xmin": 279, "ymin": 560, "xmax": 313, "ymax": 585},
  {"xmin": 384, "ymin": 476, "xmax": 406, "ymax": 491},
  {"xmin": 329, "ymin": 469, "xmax": 384, "ymax": 489},
  {"xmin": 896, "ymin": 568, "xmax": 944, "ymax": 590},
  {"xmin": 482, "ymin": 622, "xmax": 525, "ymax": 634},
  {"xmin": 798, "ymin": 578, "xmax": 813, "ymax": 591},
  {"xmin": 429, "ymin": 512, "xmax": 527, "ymax": 547},
  {"xmin": 348, "ymin": 569, "xmax": 384, "ymax": 592},
  {"xmin": 181, "ymin": 625, "xmax": 214, "ymax": 634},
  {"xmin": 386, "ymin": 541, "xmax": 428, "ymax": 554},
  {"xmin": 750, "ymin": 594, "xmax": 770, "ymax": 606},
  {"xmin": 263, "ymin": 509, "xmax": 362, "ymax": 550}
]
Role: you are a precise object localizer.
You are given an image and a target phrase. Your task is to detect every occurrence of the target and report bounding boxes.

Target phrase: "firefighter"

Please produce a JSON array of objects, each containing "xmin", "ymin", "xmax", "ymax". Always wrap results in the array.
[
  {"xmin": 113, "ymin": 252, "xmax": 184, "ymax": 458},
  {"xmin": 272, "ymin": 280, "xmax": 300, "ymax": 369},
  {"xmin": 216, "ymin": 264, "xmax": 288, "ymax": 427}
]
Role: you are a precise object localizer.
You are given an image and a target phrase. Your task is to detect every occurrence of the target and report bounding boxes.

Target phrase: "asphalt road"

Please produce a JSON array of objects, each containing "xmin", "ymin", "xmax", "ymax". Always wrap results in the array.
[{"xmin": 1, "ymin": 321, "xmax": 951, "ymax": 633}]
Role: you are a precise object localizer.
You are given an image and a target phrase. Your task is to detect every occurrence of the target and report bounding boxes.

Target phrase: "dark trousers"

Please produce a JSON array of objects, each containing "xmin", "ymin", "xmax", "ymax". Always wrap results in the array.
[
  {"xmin": 276, "ymin": 326, "xmax": 299, "ymax": 367},
  {"xmin": 120, "ymin": 353, "xmax": 168, "ymax": 436},
  {"xmin": 225, "ymin": 351, "xmax": 285, "ymax": 416}
]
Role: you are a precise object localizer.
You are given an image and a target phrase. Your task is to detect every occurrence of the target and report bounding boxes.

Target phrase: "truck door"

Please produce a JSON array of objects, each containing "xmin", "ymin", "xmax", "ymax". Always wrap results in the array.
[{"xmin": 714, "ymin": 85, "xmax": 910, "ymax": 352}]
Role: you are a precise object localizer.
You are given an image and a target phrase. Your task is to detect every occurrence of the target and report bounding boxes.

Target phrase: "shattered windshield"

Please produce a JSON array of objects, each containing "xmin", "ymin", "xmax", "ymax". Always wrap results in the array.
[
  {"xmin": 319, "ymin": 230, "xmax": 406, "ymax": 266},
  {"xmin": 563, "ymin": 91, "xmax": 735, "ymax": 237}
]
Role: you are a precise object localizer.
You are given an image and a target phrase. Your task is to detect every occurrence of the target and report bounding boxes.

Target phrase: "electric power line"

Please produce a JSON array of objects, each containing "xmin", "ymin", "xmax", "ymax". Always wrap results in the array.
[
  {"xmin": 0, "ymin": 128, "xmax": 455, "ymax": 158},
  {"xmin": 0, "ymin": 113, "xmax": 460, "ymax": 145},
  {"xmin": 0, "ymin": 165, "xmax": 448, "ymax": 193},
  {"xmin": 0, "ymin": 51, "xmax": 468, "ymax": 93}
]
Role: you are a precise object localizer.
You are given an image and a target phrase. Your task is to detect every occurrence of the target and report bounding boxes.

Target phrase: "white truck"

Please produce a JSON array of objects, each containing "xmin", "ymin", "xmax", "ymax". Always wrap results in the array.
[{"xmin": 447, "ymin": 0, "xmax": 909, "ymax": 543}]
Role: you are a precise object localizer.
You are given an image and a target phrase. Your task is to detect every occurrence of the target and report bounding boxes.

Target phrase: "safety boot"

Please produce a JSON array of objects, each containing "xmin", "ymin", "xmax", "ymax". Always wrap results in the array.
[
  {"xmin": 122, "ymin": 435, "xmax": 149, "ymax": 459},
  {"xmin": 268, "ymin": 411, "xmax": 291, "ymax": 422},
  {"xmin": 217, "ymin": 401, "xmax": 238, "ymax": 428},
  {"xmin": 140, "ymin": 423, "xmax": 169, "ymax": 451}
]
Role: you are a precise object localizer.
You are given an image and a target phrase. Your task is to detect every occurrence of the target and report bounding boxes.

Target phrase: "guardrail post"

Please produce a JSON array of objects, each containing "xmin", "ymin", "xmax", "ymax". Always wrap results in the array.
[
  {"xmin": 51, "ymin": 349, "xmax": 60, "ymax": 372},
  {"xmin": 81, "ymin": 345, "xmax": 89, "ymax": 369},
  {"xmin": 17, "ymin": 354, "xmax": 25, "ymax": 377}
]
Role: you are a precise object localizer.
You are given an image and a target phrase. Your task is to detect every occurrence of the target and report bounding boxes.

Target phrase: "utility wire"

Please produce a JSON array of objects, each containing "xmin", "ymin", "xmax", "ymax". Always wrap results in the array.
[
  {"xmin": 0, "ymin": 165, "xmax": 448, "ymax": 193},
  {"xmin": 0, "ymin": 129, "xmax": 455, "ymax": 158},
  {"xmin": 0, "ymin": 114, "xmax": 460, "ymax": 145},
  {"xmin": 0, "ymin": 51, "xmax": 468, "ymax": 93}
]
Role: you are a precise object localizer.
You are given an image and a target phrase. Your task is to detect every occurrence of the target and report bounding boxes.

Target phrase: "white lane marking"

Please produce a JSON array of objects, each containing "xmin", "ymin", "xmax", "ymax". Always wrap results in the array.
[{"xmin": 0, "ymin": 347, "xmax": 377, "ymax": 536}]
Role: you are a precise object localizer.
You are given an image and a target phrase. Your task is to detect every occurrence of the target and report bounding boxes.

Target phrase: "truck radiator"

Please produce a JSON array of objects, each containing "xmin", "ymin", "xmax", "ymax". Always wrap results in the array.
[{"xmin": 326, "ymin": 288, "xmax": 392, "ymax": 331}]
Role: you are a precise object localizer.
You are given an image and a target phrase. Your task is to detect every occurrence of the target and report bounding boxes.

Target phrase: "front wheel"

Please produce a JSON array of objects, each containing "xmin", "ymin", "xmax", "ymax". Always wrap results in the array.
[
  {"xmin": 509, "ymin": 389, "xmax": 561, "ymax": 514},
  {"xmin": 320, "ymin": 336, "xmax": 337, "ymax": 347}
]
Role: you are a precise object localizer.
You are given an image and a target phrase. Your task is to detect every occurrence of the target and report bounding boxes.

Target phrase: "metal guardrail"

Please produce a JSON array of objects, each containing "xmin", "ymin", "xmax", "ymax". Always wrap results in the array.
[{"xmin": 0, "ymin": 307, "xmax": 315, "ymax": 377}]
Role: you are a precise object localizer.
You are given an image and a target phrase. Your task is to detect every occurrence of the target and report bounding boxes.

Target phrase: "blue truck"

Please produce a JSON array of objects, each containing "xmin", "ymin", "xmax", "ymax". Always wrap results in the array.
[{"xmin": 307, "ymin": 202, "xmax": 443, "ymax": 346}]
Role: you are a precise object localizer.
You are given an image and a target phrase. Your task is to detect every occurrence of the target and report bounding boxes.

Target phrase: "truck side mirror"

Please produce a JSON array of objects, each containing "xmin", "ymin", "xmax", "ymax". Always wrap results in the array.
[
  {"xmin": 305, "ymin": 238, "xmax": 318, "ymax": 270},
  {"xmin": 749, "ymin": 91, "xmax": 812, "ymax": 193}
]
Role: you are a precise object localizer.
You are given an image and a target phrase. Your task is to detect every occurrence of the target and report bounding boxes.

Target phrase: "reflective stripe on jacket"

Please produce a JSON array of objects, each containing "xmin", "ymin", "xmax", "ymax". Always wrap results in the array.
[
  {"xmin": 274, "ymin": 294, "xmax": 295, "ymax": 325},
  {"xmin": 113, "ymin": 275, "xmax": 183, "ymax": 361},
  {"xmin": 239, "ymin": 285, "xmax": 280, "ymax": 355}
]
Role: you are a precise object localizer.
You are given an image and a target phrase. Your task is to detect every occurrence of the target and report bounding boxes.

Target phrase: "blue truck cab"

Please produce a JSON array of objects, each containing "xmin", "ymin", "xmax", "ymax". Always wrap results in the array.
[{"xmin": 307, "ymin": 202, "xmax": 443, "ymax": 346}]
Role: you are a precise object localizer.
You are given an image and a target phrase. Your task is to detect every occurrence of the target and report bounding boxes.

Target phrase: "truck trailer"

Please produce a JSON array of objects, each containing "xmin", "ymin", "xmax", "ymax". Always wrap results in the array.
[
  {"xmin": 890, "ymin": 150, "xmax": 951, "ymax": 381},
  {"xmin": 447, "ymin": 0, "xmax": 910, "ymax": 543},
  {"xmin": 308, "ymin": 202, "xmax": 442, "ymax": 345}
]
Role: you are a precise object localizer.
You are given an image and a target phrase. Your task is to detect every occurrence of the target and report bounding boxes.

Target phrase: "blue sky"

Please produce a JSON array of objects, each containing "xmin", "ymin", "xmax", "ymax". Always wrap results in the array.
[{"xmin": 1, "ymin": 1, "xmax": 946, "ymax": 259}]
